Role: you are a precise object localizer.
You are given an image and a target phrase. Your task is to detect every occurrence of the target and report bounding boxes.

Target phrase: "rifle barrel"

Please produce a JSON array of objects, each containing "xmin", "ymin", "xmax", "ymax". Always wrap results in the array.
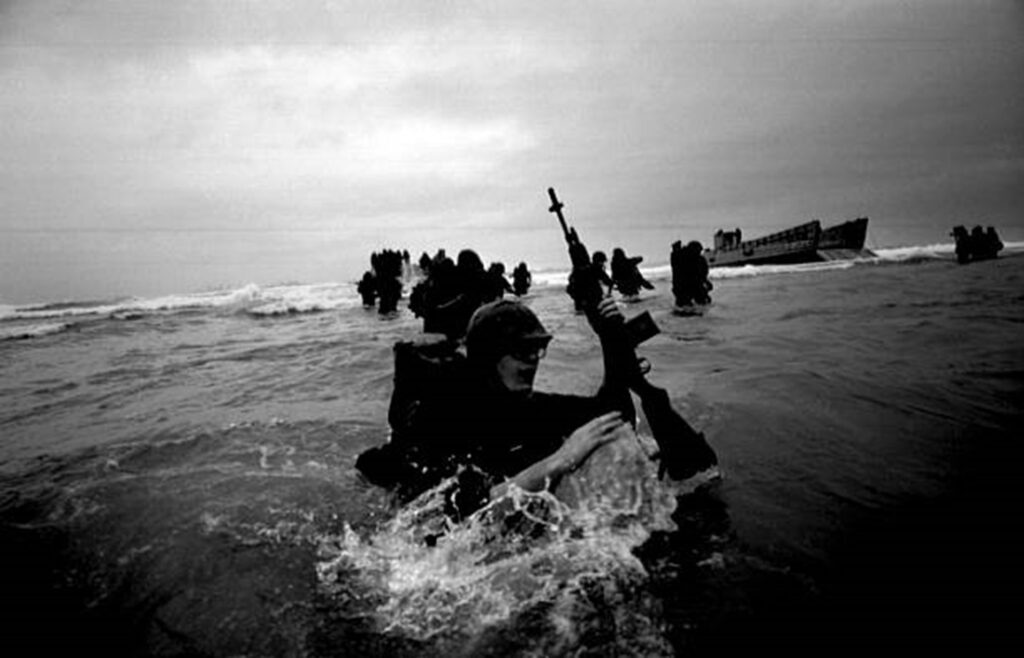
[{"xmin": 547, "ymin": 187, "xmax": 571, "ymax": 240}]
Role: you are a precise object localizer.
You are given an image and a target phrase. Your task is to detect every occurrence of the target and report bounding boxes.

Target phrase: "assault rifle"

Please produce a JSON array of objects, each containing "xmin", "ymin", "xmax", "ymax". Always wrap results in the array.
[
  {"xmin": 548, "ymin": 187, "xmax": 659, "ymax": 348},
  {"xmin": 547, "ymin": 187, "xmax": 718, "ymax": 480}
]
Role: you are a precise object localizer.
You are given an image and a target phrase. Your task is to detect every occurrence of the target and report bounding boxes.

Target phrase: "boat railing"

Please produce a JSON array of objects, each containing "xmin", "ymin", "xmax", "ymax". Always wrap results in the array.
[{"xmin": 734, "ymin": 220, "xmax": 821, "ymax": 251}]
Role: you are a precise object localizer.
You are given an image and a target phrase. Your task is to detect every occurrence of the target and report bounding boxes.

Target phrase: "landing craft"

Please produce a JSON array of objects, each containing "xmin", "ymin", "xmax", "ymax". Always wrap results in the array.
[{"xmin": 705, "ymin": 217, "xmax": 873, "ymax": 267}]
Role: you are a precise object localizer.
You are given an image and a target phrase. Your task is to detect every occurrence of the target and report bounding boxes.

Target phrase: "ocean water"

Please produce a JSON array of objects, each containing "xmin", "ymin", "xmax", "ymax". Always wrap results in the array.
[{"xmin": 2, "ymin": 244, "xmax": 1022, "ymax": 656}]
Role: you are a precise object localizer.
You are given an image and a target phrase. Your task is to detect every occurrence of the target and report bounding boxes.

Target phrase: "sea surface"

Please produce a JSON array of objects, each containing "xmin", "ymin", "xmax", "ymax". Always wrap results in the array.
[{"xmin": 2, "ymin": 243, "xmax": 1022, "ymax": 656}]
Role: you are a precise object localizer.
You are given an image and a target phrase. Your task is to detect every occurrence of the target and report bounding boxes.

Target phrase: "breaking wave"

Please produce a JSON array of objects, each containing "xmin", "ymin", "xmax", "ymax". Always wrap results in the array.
[
  {"xmin": 0, "ymin": 321, "xmax": 75, "ymax": 341},
  {"xmin": 1, "ymin": 282, "xmax": 366, "ymax": 324}
]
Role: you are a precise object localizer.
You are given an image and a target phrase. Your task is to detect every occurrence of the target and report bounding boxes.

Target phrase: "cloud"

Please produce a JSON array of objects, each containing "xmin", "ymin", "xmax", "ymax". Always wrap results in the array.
[
  {"xmin": 1, "ymin": 0, "xmax": 1022, "ymax": 238},
  {"xmin": 0, "ymin": 13, "xmax": 582, "ymax": 229}
]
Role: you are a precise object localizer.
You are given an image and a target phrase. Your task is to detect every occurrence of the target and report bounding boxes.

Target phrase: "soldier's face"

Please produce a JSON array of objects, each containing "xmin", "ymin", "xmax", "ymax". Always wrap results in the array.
[{"xmin": 494, "ymin": 344, "xmax": 546, "ymax": 393}]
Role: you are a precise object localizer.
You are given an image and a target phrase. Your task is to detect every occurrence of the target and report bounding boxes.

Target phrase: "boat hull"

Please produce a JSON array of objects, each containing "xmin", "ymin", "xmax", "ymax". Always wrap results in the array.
[{"xmin": 705, "ymin": 217, "xmax": 872, "ymax": 268}]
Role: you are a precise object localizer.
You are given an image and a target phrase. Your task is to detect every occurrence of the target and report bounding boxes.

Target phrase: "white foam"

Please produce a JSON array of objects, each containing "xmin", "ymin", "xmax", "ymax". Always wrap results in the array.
[
  {"xmin": 8, "ymin": 302, "xmax": 125, "ymax": 320},
  {"xmin": 244, "ymin": 282, "xmax": 363, "ymax": 316},
  {"xmin": 872, "ymin": 243, "xmax": 954, "ymax": 261},
  {"xmin": 1, "ymin": 281, "xmax": 365, "ymax": 321},
  {"xmin": 0, "ymin": 321, "xmax": 72, "ymax": 341},
  {"xmin": 873, "ymin": 240, "xmax": 1024, "ymax": 262},
  {"xmin": 529, "ymin": 268, "xmax": 571, "ymax": 288},
  {"xmin": 530, "ymin": 256, "xmax": 864, "ymax": 287},
  {"xmin": 317, "ymin": 432, "xmax": 684, "ymax": 645}
]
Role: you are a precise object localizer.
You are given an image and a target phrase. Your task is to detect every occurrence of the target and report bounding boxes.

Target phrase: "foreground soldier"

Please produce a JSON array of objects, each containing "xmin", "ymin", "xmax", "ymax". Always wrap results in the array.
[
  {"xmin": 356, "ymin": 297, "xmax": 637, "ymax": 516},
  {"xmin": 356, "ymin": 293, "xmax": 718, "ymax": 521}
]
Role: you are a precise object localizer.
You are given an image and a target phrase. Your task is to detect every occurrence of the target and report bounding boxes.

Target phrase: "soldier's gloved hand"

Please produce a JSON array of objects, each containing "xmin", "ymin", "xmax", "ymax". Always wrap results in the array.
[
  {"xmin": 555, "ymin": 411, "xmax": 629, "ymax": 474},
  {"xmin": 596, "ymin": 296, "xmax": 623, "ymax": 320},
  {"xmin": 587, "ymin": 296, "xmax": 624, "ymax": 334}
]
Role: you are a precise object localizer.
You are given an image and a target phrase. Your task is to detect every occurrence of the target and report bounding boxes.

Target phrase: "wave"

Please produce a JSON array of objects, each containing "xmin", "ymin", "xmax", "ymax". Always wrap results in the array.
[
  {"xmin": 1, "ymin": 282, "xmax": 366, "ymax": 323},
  {"xmin": 873, "ymin": 243, "xmax": 955, "ymax": 261},
  {"xmin": 241, "ymin": 283, "xmax": 364, "ymax": 317},
  {"xmin": 0, "ymin": 321, "xmax": 74, "ymax": 341},
  {"xmin": 2, "ymin": 300, "xmax": 130, "ymax": 322},
  {"xmin": 531, "ymin": 256, "xmax": 863, "ymax": 286}
]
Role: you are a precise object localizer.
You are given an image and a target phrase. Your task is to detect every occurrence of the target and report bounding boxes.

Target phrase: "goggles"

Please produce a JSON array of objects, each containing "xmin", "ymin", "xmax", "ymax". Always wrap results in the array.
[{"xmin": 507, "ymin": 338, "xmax": 551, "ymax": 363}]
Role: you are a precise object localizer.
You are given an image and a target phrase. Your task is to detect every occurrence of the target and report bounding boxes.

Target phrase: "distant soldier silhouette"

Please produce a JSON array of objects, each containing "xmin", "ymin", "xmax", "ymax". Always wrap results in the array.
[
  {"xmin": 610, "ymin": 248, "xmax": 654, "ymax": 298},
  {"xmin": 671, "ymin": 240, "xmax": 712, "ymax": 307},
  {"xmin": 483, "ymin": 262, "xmax": 514, "ymax": 302},
  {"xmin": 512, "ymin": 262, "xmax": 532, "ymax": 296},
  {"xmin": 357, "ymin": 271, "xmax": 377, "ymax": 308},
  {"xmin": 371, "ymin": 249, "xmax": 405, "ymax": 314}
]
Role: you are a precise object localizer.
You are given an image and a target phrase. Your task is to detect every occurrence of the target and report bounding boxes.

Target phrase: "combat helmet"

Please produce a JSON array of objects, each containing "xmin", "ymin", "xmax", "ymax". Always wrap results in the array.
[{"xmin": 465, "ymin": 299, "xmax": 552, "ymax": 364}]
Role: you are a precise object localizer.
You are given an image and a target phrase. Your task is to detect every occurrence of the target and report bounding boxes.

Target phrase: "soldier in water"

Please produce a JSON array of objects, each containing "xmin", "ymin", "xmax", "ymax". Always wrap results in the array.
[
  {"xmin": 671, "ymin": 240, "xmax": 712, "ymax": 307},
  {"xmin": 610, "ymin": 248, "xmax": 654, "ymax": 298},
  {"xmin": 356, "ymin": 297, "xmax": 717, "ymax": 518},
  {"xmin": 512, "ymin": 262, "xmax": 532, "ymax": 297}
]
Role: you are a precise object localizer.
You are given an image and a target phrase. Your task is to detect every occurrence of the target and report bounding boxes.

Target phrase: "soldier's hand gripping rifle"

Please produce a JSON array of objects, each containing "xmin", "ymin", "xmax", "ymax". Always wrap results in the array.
[{"xmin": 548, "ymin": 187, "xmax": 717, "ymax": 480}]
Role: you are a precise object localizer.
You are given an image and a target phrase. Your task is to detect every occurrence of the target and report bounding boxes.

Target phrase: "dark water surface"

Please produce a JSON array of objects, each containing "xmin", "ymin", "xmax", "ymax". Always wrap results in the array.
[{"xmin": 2, "ymin": 254, "xmax": 1022, "ymax": 655}]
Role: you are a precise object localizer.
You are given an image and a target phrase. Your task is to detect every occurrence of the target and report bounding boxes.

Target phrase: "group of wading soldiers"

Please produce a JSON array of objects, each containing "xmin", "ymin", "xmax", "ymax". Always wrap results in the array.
[
  {"xmin": 358, "ymin": 238, "xmax": 714, "ymax": 319},
  {"xmin": 358, "ymin": 248, "xmax": 534, "ymax": 318},
  {"xmin": 951, "ymin": 225, "xmax": 1003, "ymax": 265}
]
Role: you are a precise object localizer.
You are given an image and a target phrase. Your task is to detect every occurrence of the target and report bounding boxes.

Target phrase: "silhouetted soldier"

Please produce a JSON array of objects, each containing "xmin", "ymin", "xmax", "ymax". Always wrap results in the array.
[
  {"xmin": 972, "ymin": 225, "xmax": 1003, "ymax": 261},
  {"xmin": 378, "ymin": 276, "xmax": 402, "ymax": 314},
  {"xmin": 411, "ymin": 249, "xmax": 488, "ymax": 338},
  {"xmin": 591, "ymin": 251, "xmax": 613, "ymax": 292},
  {"xmin": 418, "ymin": 252, "xmax": 432, "ymax": 276},
  {"xmin": 412, "ymin": 254, "xmax": 460, "ymax": 333},
  {"xmin": 357, "ymin": 271, "xmax": 377, "ymax": 308},
  {"xmin": 951, "ymin": 225, "xmax": 971, "ymax": 264},
  {"xmin": 985, "ymin": 226, "xmax": 1004, "ymax": 257},
  {"xmin": 512, "ymin": 262, "xmax": 532, "ymax": 296},
  {"xmin": 610, "ymin": 248, "xmax": 654, "ymax": 298},
  {"xmin": 483, "ymin": 262, "xmax": 514, "ymax": 302},
  {"xmin": 671, "ymin": 240, "xmax": 712, "ymax": 307},
  {"xmin": 568, "ymin": 250, "xmax": 613, "ymax": 312},
  {"xmin": 371, "ymin": 248, "xmax": 406, "ymax": 315},
  {"xmin": 970, "ymin": 225, "xmax": 986, "ymax": 258}
]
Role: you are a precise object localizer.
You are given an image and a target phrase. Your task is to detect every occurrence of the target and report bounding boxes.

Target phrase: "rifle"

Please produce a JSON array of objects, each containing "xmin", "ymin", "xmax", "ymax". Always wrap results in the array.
[
  {"xmin": 547, "ymin": 187, "xmax": 718, "ymax": 480},
  {"xmin": 548, "ymin": 187, "xmax": 658, "ymax": 348}
]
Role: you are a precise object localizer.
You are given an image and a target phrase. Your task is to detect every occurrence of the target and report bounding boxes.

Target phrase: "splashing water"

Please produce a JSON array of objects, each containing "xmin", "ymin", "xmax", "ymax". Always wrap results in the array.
[{"xmin": 316, "ymin": 431, "xmax": 706, "ymax": 655}]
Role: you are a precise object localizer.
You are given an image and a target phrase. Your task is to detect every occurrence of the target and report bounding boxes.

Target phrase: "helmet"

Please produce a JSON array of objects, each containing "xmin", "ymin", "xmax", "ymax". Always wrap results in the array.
[{"xmin": 465, "ymin": 300, "xmax": 552, "ymax": 363}]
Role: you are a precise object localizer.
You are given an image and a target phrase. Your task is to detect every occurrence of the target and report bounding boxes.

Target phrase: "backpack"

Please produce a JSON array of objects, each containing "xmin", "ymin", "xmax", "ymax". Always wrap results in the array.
[
  {"xmin": 356, "ymin": 336, "xmax": 470, "ymax": 489},
  {"xmin": 387, "ymin": 336, "xmax": 470, "ymax": 444}
]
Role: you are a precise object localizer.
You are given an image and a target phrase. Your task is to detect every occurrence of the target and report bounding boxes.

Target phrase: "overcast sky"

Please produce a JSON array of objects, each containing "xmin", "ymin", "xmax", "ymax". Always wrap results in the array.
[{"xmin": 2, "ymin": 0, "xmax": 1022, "ymax": 302}]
